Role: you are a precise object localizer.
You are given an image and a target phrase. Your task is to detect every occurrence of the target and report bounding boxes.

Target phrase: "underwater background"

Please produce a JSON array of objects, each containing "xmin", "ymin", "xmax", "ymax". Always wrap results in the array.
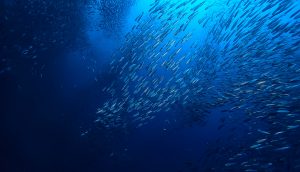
[{"xmin": 1, "ymin": 0, "xmax": 300, "ymax": 171}]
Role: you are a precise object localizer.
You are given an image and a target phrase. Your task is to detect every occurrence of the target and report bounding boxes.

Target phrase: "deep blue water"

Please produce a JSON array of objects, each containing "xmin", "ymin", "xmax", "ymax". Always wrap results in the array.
[{"xmin": 1, "ymin": 0, "xmax": 300, "ymax": 172}]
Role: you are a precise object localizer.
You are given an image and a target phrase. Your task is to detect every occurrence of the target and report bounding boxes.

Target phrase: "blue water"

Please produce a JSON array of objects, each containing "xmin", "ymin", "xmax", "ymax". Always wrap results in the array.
[{"xmin": 1, "ymin": 0, "xmax": 300, "ymax": 172}]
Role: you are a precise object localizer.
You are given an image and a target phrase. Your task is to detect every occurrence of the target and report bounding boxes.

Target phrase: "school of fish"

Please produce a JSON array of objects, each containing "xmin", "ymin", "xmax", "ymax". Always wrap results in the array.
[{"xmin": 95, "ymin": 0, "xmax": 300, "ymax": 170}]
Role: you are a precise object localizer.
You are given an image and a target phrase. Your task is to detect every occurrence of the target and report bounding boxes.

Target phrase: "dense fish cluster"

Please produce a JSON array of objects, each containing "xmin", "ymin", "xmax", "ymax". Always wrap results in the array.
[
  {"xmin": 95, "ymin": 0, "xmax": 300, "ymax": 170},
  {"xmin": 88, "ymin": 0, "xmax": 136, "ymax": 36}
]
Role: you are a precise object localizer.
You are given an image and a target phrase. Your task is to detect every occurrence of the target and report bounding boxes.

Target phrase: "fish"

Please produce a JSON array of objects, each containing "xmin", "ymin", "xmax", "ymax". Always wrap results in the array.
[
  {"xmin": 274, "ymin": 146, "xmax": 290, "ymax": 151},
  {"xmin": 256, "ymin": 139, "xmax": 267, "ymax": 143},
  {"xmin": 257, "ymin": 129, "xmax": 271, "ymax": 135}
]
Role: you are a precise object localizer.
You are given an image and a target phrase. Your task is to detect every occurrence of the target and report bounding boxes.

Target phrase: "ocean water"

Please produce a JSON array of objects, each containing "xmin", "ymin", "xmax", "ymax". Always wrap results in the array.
[{"xmin": 1, "ymin": 0, "xmax": 300, "ymax": 172}]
